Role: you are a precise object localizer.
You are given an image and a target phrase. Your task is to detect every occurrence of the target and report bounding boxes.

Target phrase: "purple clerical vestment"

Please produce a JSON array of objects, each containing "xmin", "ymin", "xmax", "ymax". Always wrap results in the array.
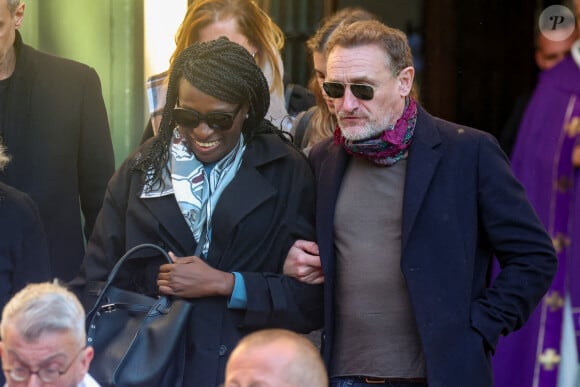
[{"xmin": 493, "ymin": 53, "xmax": 580, "ymax": 387}]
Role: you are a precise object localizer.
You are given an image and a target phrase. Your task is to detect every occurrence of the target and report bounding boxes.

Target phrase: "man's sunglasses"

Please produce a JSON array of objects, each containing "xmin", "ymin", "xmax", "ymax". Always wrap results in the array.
[
  {"xmin": 173, "ymin": 105, "xmax": 241, "ymax": 131},
  {"xmin": 322, "ymin": 81, "xmax": 375, "ymax": 101}
]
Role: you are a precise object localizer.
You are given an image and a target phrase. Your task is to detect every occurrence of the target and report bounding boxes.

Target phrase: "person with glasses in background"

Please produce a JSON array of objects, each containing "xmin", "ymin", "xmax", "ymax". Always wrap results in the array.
[
  {"xmin": 283, "ymin": 19, "xmax": 557, "ymax": 387},
  {"xmin": 72, "ymin": 37, "xmax": 322, "ymax": 387},
  {"xmin": 0, "ymin": 282, "xmax": 98, "ymax": 387}
]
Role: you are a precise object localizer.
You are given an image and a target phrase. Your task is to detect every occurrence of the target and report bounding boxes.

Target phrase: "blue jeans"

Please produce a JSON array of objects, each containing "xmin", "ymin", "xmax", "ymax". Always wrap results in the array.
[{"xmin": 329, "ymin": 376, "xmax": 428, "ymax": 387}]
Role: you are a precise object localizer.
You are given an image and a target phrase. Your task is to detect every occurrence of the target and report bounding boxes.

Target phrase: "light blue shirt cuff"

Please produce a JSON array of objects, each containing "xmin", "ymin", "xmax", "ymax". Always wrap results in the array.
[{"xmin": 228, "ymin": 272, "xmax": 247, "ymax": 309}]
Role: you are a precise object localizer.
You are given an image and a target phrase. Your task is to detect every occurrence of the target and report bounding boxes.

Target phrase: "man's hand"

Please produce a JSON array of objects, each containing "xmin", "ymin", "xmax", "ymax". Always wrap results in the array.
[{"xmin": 283, "ymin": 240, "xmax": 324, "ymax": 284}]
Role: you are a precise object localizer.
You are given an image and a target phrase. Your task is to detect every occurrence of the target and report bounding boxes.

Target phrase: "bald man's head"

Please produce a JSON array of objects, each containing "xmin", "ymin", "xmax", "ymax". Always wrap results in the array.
[{"xmin": 225, "ymin": 329, "xmax": 327, "ymax": 387}]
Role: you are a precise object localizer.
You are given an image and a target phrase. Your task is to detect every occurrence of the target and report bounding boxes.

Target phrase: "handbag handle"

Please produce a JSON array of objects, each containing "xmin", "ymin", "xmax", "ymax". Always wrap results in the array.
[
  {"xmin": 105, "ymin": 235, "xmax": 206, "ymax": 286},
  {"xmin": 87, "ymin": 243, "xmax": 171, "ymax": 317},
  {"xmin": 105, "ymin": 243, "xmax": 171, "ymax": 285},
  {"xmin": 88, "ymin": 235, "xmax": 206, "ymax": 316}
]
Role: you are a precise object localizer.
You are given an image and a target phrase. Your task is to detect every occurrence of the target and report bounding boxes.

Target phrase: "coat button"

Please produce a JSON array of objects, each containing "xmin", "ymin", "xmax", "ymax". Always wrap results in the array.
[{"xmin": 218, "ymin": 345, "xmax": 228, "ymax": 356}]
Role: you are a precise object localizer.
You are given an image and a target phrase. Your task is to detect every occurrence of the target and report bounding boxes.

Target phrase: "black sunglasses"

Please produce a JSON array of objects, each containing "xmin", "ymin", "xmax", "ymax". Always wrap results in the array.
[
  {"xmin": 173, "ymin": 105, "xmax": 241, "ymax": 131},
  {"xmin": 322, "ymin": 81, "xmax": 375, "ymax": 101}
]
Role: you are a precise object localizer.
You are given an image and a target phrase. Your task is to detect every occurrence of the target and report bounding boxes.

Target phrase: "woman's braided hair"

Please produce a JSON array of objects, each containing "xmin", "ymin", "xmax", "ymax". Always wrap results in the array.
[{"xmin": 132, "ymin": 37, "xmax": 283, "ymax": 190}]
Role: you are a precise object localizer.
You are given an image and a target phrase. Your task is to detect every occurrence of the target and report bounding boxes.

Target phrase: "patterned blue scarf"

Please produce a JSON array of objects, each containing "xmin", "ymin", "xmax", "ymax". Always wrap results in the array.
[{"xmin": 141, "ymin": 128, "xmax": 245, "ymax": 255}]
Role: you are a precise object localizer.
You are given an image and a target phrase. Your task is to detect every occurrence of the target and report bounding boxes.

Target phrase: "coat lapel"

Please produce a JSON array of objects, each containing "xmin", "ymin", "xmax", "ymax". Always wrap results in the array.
[
  {"xmin": 208, "ymin": 163, "xmax": 276, "ymax": 268},
  {"xmin": 315, "ymin": 142, "xmax": 349, "ymax": 278},
  {"xmin": 142, "ymin": 135, "xmax": 286, "ymax": 265},
  {"xmin": 142, "ymin": 194, "xmax": 197, "ymax": 256},
  {"xmin": 402, "ymin": 108, "xmax": 442, "ymax": 250},
  {"xmin": 140, "ymin": 167, "xmax": 276, "ymax": 264}
]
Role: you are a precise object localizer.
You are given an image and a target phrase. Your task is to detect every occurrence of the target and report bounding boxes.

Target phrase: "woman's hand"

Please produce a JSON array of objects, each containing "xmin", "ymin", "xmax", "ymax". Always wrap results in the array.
[
  {"xmin": 157, "ymin": 252, "xmax": 234, "ymax": 298},
  {"xmin": 283, "ymin": 240, "xmax": 324, "ymax": 284}
]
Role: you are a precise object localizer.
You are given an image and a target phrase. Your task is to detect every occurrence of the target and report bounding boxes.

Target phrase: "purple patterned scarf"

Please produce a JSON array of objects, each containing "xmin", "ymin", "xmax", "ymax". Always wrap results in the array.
[{"xmin": 334, "ymin": 97, "xmax": 418, "ymax": 166}]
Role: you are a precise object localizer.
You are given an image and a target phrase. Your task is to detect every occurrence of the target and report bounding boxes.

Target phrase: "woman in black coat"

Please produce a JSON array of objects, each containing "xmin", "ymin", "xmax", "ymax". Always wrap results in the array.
[
  {"xmin": 74, "ymin": 38, "xmax": 322, "ymax": 387},
  {"xmin": 0, "ymin": 143, "xmax": 52, "ymax": 313}
]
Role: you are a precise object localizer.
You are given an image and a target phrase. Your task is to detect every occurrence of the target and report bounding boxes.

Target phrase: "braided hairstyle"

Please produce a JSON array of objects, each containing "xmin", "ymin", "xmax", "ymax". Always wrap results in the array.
[{"xmin": 132, "ymin": 37, "xmax": 282, "ymax": 190}]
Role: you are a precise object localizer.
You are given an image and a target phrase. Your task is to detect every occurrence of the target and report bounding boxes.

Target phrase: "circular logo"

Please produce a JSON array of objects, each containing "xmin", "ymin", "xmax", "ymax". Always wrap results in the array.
[{"xmin": 538, "ymin": 5, "xmax": 576, "ymax": 41}]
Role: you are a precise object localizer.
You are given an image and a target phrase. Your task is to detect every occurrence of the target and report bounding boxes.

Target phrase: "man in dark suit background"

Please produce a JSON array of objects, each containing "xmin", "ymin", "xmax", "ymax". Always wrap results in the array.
[
  {"xmin": 284, "ymin": 19, "xmax": 557, "ymax": 387},
  {"xmin": 0, "ymin": 0, "xmax": 114, "ymax": 281}
]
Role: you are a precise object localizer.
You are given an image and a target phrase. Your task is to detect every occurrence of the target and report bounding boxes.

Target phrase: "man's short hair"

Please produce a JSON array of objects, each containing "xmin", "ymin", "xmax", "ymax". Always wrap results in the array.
[
  {"xmin": 326, "ymin": 19, "xmax": 414, "ymax": 76},
  {"xmin": 229, "ymin": 329, "xmax": 327, "ymax": 386},
  {"xmin": 7, "ymin": 0, "xmax": 20, "ymax": 15},
  {"xmin": 0, "ymin": 282, "xmax": 86, "ymax": 346}
]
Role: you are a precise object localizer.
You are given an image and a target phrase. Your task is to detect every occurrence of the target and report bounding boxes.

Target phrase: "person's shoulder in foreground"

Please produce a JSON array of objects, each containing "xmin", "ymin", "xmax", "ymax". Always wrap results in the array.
[{"xmin": 224, "ymin": 328, "xmax": 327, "ymax": 387}]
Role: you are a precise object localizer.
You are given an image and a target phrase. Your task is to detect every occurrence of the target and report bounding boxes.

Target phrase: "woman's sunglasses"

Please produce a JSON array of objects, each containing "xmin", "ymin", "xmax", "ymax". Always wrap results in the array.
[
  {"xmin": 173, "ymin": 105, "xmax": 241, "ymax": 131},
  {"xmin": 322, "ymin": 81, "xmax": 375, "ymax": 101}
]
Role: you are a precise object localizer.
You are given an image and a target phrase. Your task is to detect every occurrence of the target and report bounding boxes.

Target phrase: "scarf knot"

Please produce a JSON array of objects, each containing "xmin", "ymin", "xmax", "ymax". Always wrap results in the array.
[{"xmin": 334, "ymin": 97, "xmax": 418, "ymax": 166}]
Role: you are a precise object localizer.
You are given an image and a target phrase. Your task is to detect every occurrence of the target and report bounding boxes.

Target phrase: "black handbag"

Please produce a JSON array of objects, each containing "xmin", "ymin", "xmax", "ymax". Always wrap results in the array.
[{"xmin": 86, "ymin": 243, "xmax": 192, "ymax": 387}]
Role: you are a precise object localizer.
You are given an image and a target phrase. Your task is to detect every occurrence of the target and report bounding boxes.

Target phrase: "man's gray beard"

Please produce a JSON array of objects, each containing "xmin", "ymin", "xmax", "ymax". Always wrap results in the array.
[{"xmin": 340, "ymin": 122, "xmax": 384, "ymax": 141}]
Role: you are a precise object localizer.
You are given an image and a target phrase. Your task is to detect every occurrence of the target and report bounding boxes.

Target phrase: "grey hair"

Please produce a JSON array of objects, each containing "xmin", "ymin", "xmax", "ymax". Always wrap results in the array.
[
  {"xmin": 0, "ymin": 139, "xmax": 11, "ymax": 170},
  {"xmin": 0, "ymin": 281, "xmax": 86, "ymax": 346},
  {"xmin": 7, "ymin": 0, "xmax": 20, "ymax": 15}
]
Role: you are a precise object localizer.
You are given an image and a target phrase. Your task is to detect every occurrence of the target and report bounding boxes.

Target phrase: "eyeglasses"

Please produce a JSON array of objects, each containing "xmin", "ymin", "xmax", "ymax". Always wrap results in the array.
[
  {"xmin": 322, "ymin": 81, "xmax": 375, "ymax": 100},
  {"xmin": 173, "ymin": 105, "xmax": 241, "ymax": 131},
  {"xmin": 3, "ymin": 347, "xmax": 85, "ymax": 383}
]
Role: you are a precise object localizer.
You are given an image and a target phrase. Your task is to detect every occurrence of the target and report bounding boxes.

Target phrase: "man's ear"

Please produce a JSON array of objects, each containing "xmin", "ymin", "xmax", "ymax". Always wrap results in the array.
[
  {"xmin": 14, "ymin": 3, "xmax": 25, "ymax": 29},
  {"xmin": 80, "ymin": 346, "xmax": 95, "ymax": 373},
  {"xmin": 397, "ymin": 66, "xmax": 415, "ymax": 97}
]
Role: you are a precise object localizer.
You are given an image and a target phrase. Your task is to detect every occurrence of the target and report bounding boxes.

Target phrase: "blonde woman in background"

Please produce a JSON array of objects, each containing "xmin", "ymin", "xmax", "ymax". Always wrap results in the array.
[{"xmin": 142, "ymin": 0, "xmax": 289, "ymax": 142}]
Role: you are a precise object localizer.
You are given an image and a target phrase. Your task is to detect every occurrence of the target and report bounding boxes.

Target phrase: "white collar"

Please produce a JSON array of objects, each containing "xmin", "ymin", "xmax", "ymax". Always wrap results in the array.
[{"xmin": 571, "ymin": 40, "xmax": 580, "ymax": 70}]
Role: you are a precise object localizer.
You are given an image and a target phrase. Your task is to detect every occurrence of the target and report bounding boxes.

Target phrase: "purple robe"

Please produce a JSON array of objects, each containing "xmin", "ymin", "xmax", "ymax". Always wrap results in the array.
[{"xmin": 493, "ymin": 54, "xmax": 580, "ymax": 387}]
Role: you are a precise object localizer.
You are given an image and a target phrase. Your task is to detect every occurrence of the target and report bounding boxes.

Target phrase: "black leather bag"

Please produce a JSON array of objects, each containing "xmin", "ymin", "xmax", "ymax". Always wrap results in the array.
[{"xmin": 86, "ymin": 243, "xmax": 192, "ymax": 387}]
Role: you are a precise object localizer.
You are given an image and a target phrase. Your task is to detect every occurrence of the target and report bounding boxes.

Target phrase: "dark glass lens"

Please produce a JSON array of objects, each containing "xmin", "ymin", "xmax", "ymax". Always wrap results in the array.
[
  {"xmin": 322, "ymin": 82, "xmax": 345, "ymax": 98},
  {"xmin": 322, "ymin": 82, "xmax": 374, "ymax": 100},
  {"xmin": 206, "ymin": 112, "xmax": 235, "ymax": 128},
  {"xmin": 173, "ymin": 108, "xmax": 201, "ymax": 128},
  {"xmin": 173, "ymin": 107, "xmax": 238, "ymax": 131},
  {"xmin": 350, "ymin": 84, "xmax": 374, "ymax": 100}
]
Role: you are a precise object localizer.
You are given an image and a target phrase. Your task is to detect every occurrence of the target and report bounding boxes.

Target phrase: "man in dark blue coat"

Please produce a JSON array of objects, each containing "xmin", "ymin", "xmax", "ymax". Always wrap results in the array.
[
  {"xmin": 0, "ymin": 0, "xmax": 114, "ymax": 281},
  {"xmin": 285, "ymin": 19, "xmax": 557, "ymax": 387}
]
